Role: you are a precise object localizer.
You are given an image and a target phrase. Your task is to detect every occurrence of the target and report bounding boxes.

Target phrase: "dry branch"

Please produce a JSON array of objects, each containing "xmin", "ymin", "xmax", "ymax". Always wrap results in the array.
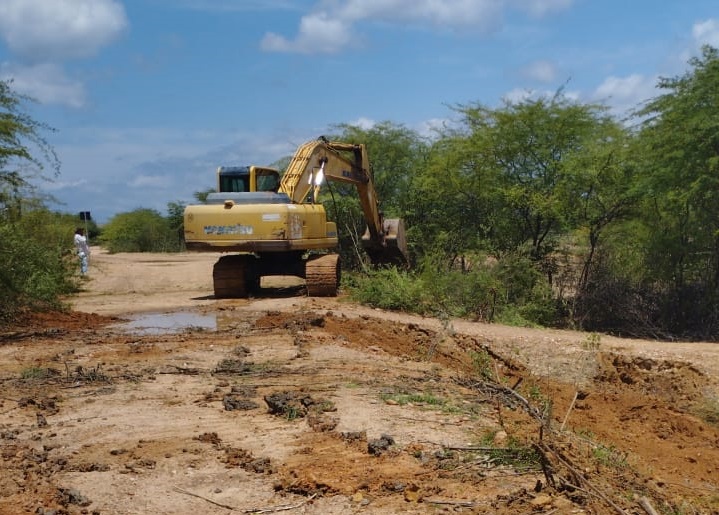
[
  {"xmin": 639, "ymin": 496, "xmax": 660, "ymax": 515},
  {"xmin": 173, "ymin": 487, "xmax": 316, "ymax": 513},
  {"xmin": 173, "ymin": 487, "xmax": 236, "ymax": 510},
  {"xmin": 560, "ymin": 390, "xmax": 579, "ymax": 431}
]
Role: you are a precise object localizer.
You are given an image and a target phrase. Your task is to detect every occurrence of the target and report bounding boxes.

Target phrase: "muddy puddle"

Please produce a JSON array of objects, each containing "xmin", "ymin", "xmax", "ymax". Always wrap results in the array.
[{"xmin": 113, "ymin": 310, "xmax": 217, "ymax": 334}]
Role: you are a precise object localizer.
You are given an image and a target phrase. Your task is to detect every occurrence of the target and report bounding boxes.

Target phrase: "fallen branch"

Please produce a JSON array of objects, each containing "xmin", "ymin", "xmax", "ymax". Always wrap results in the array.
[
  {"xmin": 159, "ymin": 365, "xmax": 201, "ymax": 375},
  {"xmin": 539, "ymin": 444, "xmax": 628, "ymax": 515},
  {"xmin": 560, "ymin": 391, "xmax": 579, "ymax": 432},
  {"xmin": 459, "ymin": 378, "xmax": 544, "ymax": 421},
  {"xmin": 424, "ymin": 498, "xmax": 476, "ymax": 507},
  {"xmin": 172, "ymin": 487, "xmax": 236, "ymax": 510},
  {"xmin": 445, "ymin": 445, "xmax": 515, "ymax": 452},
  {"xmin": 173, "ymin": 487, "xmax": 317, "ymax": 514},
  {"xmin": 243, "ymin": 494, "xmax": 317, "ymax": 514},
  {"xmin": 638, "ymin": 496, "xmax": 659, "ymax": 515}
]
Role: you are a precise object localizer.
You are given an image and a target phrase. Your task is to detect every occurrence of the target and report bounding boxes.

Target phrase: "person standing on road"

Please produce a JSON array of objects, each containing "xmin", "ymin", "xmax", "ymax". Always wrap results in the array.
[{"xmin": 74, "ymin": 227, "xmax": 90, "ymax": 275}]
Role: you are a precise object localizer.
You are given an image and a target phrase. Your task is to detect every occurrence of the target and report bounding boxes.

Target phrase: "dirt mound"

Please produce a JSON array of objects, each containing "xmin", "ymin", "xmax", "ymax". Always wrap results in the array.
[
  {"xmin": 596, "ymin": 352, "xmax": 708, "ymax": 404},
  {"xmin": 1, "ymin": 309, "xmax": 119, "ymax": 339}
]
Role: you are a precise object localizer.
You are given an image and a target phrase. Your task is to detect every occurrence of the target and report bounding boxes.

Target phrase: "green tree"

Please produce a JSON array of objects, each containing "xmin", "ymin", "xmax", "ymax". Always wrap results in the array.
[
  {"xmin": 630, "ymin": 45, "xmax": 719, "ymax": 336},
  {"xmin": 0, "ymin": 79, "xmax": 59, "ymax": 220},
  {"xmin": 560, "ymin": 122, "xmax": 639, "ymax": 291},
  {"xmin": 406, "ymin": 131, "xmax": 497, "ymax": 266},
  {"xmin": 330, "ymin": 121, "xmax": 428, "ymax": 216},
  {"xmin": 453, "ymin": 92, "xmax": 612, "ymax": 263},
  {"xmin": 635, "ymin": 45, "xmax": 719, "ymax": 290},
  {"xmin": 193, "ymin": 188, "xmax": 214, "ymax": 203},
  {"xmin": 0, "ymin": 80, "xmax": 73, "ymax": 325},
  {"xmin": 166, "ymin": 201, "xmax": 186, "ymax": 248}
]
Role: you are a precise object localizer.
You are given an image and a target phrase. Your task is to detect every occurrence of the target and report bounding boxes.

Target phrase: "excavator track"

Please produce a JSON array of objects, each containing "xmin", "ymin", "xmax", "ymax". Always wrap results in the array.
[
  {"xmin": 212, "ymin": 255, "xmax": 259, "ymax": 298},
  {"xmin": 305, "ymin": 254, "xmax": 340, "ymax": 297}
]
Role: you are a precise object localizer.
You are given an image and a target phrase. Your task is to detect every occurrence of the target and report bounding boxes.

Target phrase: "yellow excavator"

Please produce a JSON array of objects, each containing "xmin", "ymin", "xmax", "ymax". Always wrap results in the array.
[{"xmin": 183, "ymin": 137, "xmax": 408, "ymax": 298}]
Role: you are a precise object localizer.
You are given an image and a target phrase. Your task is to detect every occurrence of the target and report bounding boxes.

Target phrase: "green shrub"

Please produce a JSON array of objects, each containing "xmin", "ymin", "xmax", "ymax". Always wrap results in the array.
[
  {"xmin": 100, "ymin": 208, "xmax": 181, "ymax": 253},
  {"xmin": 346, "ymin": 267, "xmax": 428, "ymax": 312},
  {"xmin": 347, "ymin": 251, "xmax": 558, "ymax": 327},
  {"xmin": 0, "ymin": 210, "xmax": 78, "ymax": 324},
  {"xmin": 418, "ymin": 258, "xmax": 501, "ymax": 319}
]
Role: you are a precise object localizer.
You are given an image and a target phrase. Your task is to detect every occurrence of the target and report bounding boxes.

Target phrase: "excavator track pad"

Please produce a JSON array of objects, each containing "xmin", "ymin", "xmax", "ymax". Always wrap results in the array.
[{"xmin": 305, "ymin": 254, "xmax": 341, "ymax": 297}]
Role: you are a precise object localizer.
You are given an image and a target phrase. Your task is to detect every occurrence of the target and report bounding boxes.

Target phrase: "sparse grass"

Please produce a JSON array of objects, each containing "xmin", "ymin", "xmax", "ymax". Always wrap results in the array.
[
  {"xmin": 380, "ymin": 390, "xmax": 465, "ymax": 415},
  {"xmin": 458, "ymin": 432, "xmax": 542, "ymax": 470},
  {"xmin": 477, "ymin": 430, "xmax": 499, "ymax": 446},
  {"xmin": 381, "ymin": 392, "xmax": 446, "ymax": 407},
  {"xmin": 591, "ymin": 442, "xmax": 628, "ymax": 469},
  {"xmin": 581, "ymin": 332, "xmax": 602, "ymax": 351},
  {"xmin": 68, "ymin": 364, "xmax": 110, "ymax": 383},
  {"xmin": 469, "ymin": 349, "xmax": 493, "ymax": 380},
  {"xmin": 20, "ymin": 367, "xmax": 54, "ymax": 380},
  {"xmin": 523, "ymin": 382, "xmax": 553, "ymax": 425},
  {"xmin": 693, "ymin": 395, "xmax": 719, "ymax": 426},
  {"xmin": 487, "ymin": 444, "xmax": 542, "ymax": 469},
  {"xmin": 283, "ymin": 405, "xmax": 302, "ymax": 421}
]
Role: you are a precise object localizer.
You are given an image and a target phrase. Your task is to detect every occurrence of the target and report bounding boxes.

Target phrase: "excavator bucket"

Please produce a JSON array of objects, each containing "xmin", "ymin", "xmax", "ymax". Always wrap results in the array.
[{"xmin": 362, "ymin": 218, "xmax": 409, "ymax": 267}]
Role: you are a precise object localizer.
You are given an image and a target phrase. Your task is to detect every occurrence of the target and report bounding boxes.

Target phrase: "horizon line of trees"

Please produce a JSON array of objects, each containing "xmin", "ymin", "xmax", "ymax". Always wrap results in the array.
[{"xmin": 2, "ymin": 46, "xmax": 718, "ymax": 340}]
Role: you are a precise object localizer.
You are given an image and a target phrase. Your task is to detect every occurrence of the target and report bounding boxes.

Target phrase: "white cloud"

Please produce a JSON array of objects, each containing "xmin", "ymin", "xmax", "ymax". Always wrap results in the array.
[
  {"xmin": 338, "ymin": 0, "xmax": 503, "ymax": 29},
  {"xmin": 0, "ymin": 62, "xmax": 87, "ymax": 107},
  {"xmin": 692, "ymin": 18, "xmax": 719, "ymax": 47},
  {"xmin": 414, "ymin": 117, "xmax": 452, "ymax": 138},
  {"xmin": 128, "ymin": 175, "xmax": 169, "ymax": 188},
  {"xmin": 520, "ymin": 60, "xmax": 558, "ymax": 83},
  {"xmin": 509, "ymin": 0, "xmax": 573, "ymax": 17},
  {"xmin": 349, "ymin": 117, "xmax": 376, "ymax": 130},
  {"xmin": 42, "ymin": 126, "xmax": 313, "ymax": 222},
  {"xmin": 261, "ymin": 12, "xmax": 353, "ymax": 54},
  {"xmin": 261, "ymin": 0, "xmax": 574, "ymax": 54},
  {"xmin": 42, "ymin": 178, "xmax": 89, "ymax": 192},
  {"xmin": 170, "ymin": 0, "xmax": 302, "ymax": 12},
  {"xmin": 501, "ymin": 87, "xmax": 578, "ymax": 104},
  {"xmin": 502, "ymin": 87, "xmax": 536, "ymax": 103},
  {"xmin": 593, "ymin": 74, "xmax": 658, "ymax": 115},
  {"xmin": 0, "ymin": 0, "xmax": 128, "ymax": 62}
]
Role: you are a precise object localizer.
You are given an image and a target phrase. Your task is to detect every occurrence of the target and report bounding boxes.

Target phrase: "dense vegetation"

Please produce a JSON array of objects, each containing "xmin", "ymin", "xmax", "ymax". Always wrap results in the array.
[
  {"xmin": 335, "ymin": 46, "xmax": 719, "ymax": 340},
  {"xmin": 0, "ymin": 80, "xmax": 78, "ymax": 323},
  {"xmin": 2, "ymin": 46, "xmax": 718, "ymax": 339},
  {"xmin": 100, "ymin": 206, "xmax": 184, "ymax": 253}
]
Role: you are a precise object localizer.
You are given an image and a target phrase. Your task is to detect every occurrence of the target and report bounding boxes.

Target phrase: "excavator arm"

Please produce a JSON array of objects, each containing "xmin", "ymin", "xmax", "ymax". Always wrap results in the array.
[{"xmin": 279, "ymin": 137, "xmax": 408, "ymax": 265}]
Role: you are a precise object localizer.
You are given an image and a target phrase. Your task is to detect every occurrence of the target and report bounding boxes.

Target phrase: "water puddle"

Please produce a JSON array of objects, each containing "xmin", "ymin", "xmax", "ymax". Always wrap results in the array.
[{"xmin": 115, "ymin": 311, "xmax": 217, "ymax": 335}]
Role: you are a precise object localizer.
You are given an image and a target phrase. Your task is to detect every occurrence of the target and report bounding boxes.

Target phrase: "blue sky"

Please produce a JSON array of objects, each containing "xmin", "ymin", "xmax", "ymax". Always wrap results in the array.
[{"xmin": 1, "ymin": 0, "xmax": 717, "ymax": 223}]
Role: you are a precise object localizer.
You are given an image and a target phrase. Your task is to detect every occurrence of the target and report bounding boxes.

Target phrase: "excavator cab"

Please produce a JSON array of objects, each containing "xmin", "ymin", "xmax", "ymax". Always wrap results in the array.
[{"xmin": 217, "ymin": 166, "xmax": 280, "ymax": 193}]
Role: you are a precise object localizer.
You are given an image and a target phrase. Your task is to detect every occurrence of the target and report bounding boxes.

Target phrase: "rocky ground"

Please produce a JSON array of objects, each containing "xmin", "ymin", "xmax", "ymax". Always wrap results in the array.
[{"xmin": 1, "ymin": 248, "xmax": 718, "ymax": 514}]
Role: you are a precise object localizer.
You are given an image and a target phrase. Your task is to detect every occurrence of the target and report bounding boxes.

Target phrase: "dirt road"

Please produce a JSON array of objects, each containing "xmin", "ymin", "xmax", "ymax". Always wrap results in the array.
[{"xmin": 1, "ymin": 248, "xmax": 718, "ymax": 514}]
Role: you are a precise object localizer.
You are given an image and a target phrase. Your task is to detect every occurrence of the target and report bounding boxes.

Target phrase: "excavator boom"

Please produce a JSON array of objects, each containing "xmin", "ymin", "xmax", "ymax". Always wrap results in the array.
[{"xmin": 279, "ymin": 138, "xmax": 408, "ymax": 266}]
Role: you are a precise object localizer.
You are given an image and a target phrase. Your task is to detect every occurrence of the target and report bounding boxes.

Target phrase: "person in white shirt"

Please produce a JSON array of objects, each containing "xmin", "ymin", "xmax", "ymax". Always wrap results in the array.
[{"xmin": 74, "ymin": 228, "xmax": 90, "ymax": 275}]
